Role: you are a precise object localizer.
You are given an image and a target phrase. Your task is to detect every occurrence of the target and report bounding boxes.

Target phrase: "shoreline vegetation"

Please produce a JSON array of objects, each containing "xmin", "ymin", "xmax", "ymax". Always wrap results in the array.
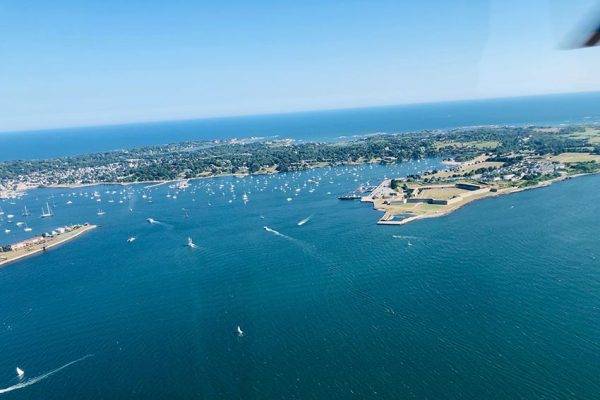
[
  {"xmin": 0, "ymin": 224, "xmax": 97, "ymax": 267},
  {"xmin": 1, "ymin": 123, "xmax": 600, "ymax": 225}
]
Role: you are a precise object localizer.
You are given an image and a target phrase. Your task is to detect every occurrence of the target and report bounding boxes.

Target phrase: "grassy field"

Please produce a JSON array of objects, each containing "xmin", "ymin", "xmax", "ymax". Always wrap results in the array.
[
  {"xmin": 382, "ymin": 188, "xmax": 491, "ymax": 216},
  {"xmin": 566, "ymin": 128, "xmax": 600, "ymax": 144},
  {"xmin": 430, "ymin": 160, "xmax": 504, "ymax": 179},
  {"xmin": 549, "ymin": 153, "xmax": 600, "ymax": 163},
  {"xmin": 417, "ymin": 187, "xmax": 466, "ymax": 199}
]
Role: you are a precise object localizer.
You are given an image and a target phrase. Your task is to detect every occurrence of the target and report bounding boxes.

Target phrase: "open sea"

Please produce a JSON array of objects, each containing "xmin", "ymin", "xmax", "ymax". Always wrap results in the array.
[
  {"xmin": 1, "ymin": 92, "xmax": 600, "ymax": 160},
  {"xmin": 1, "ymin": 93, "xmax": 600, "ymax": 399}
]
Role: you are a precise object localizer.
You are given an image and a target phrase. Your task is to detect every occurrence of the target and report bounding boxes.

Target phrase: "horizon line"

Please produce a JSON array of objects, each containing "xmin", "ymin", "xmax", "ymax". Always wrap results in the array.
[{"xmin": 1, "ymin": 89, "xmax": 599, "ymax": 135}]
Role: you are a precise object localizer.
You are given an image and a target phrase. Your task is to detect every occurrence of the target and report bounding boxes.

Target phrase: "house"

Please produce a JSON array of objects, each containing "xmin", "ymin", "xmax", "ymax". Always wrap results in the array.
[{"xmin": 10, "ymin": 236, "xmax": 44, "ymax": 251}]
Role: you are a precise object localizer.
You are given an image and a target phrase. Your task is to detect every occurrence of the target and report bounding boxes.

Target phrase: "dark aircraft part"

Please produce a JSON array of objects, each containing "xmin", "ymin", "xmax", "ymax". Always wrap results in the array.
[{"xmin": 582, "ymin": 24, "xmax": 600, "ymax": 47}]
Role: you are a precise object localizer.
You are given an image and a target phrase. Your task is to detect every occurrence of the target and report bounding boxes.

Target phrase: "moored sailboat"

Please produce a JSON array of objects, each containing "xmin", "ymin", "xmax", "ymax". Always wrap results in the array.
[{"xmin": 41, "ymin": 202, "xmax": 53, "ymax": 218}]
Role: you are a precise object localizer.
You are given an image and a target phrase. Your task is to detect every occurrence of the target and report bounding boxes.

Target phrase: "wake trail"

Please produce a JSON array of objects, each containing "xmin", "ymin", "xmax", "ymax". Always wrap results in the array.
[
  {"xmin": 297, "ymin": 215, "xmax": 313, "ymax": 226},
  {"xmin": 263, "ymin": 226, "xmax": 292, "ymax": 240},
  {"xmin": 0, "ymin": 354, "xmax": 94, "ymax": 395},
  {"xmin": 263, "ymin": 226, "xmax": 317, "ymax": 256}
]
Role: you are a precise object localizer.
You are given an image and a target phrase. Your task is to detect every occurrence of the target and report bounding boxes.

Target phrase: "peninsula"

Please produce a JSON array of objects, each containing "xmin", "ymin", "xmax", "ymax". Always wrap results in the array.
[
  {"xmin": 357, "ymin": 128, "xmax": 600, "ymax": 225},
  {"xmin": 0, "ymin": 224, "xmax": 97, "ymax": 267},
  {"xmin": 1, "ymin": 124, "xmax": 599, "ymax": 202}
]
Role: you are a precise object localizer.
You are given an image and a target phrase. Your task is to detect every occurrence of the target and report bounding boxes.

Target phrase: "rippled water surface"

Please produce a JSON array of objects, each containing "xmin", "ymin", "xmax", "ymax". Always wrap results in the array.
[{"xmin": 1, "ymin": 161, "xmax": 599, "ymax": 399}]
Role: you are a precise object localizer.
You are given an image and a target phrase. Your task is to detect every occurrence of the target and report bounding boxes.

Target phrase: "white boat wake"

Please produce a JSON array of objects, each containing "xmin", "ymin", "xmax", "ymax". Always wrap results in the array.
[
  {"xmin": 0, "ymin": 354, "xmax": 93, "ymax": 394},
  {"xmin": 297, "ymin": 215, "xmax": 313, "ymax": 226},
  {"xmin": 263, "ymin": 226, "xmax": 294, "ymax": 240},
  {"xmin": 263, "ymin": 226, "xmax": 318, "ymax": 256},
  {"xmin": 264, "ymin": 226, "xmax": 284, "ymax": 237}
]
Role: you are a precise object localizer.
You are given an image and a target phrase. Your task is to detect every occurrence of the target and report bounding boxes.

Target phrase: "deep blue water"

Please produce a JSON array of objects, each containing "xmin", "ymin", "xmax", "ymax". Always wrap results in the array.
[
  {"xmin": 1, "ymin": 92, "xmax": 600, "ymax": 160},
  {"xmin": 0, "ymin": 160, "xmax": 599, "ymax": 399}
]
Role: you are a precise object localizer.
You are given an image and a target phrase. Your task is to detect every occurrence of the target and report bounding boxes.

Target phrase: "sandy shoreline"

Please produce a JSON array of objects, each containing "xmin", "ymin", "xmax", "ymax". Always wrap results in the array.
[{"xmin": 0, "ymin": 225, "xmax": 97, "ymax": 267}]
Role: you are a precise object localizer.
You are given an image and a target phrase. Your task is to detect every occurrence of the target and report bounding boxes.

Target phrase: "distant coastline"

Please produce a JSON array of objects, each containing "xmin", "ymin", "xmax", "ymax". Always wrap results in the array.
[
  {"xmin": 2, "ymin": 91, "xmax": 600, "ymax": 161},
  {"xmin": 2, "ymin": 123, "xmax": 600, "ymax": 201}
]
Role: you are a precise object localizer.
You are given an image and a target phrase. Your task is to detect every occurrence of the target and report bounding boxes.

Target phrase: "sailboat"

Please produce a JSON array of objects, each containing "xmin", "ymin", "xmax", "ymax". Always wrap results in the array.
[
  {"xmin": 16, "ymin": 367, "xmax": 24, "ymax": 378},
  {"xmin": 22, "ymin": 206, "xmax": 30, "ymax": 216},
  {"xmin": 187, "ymin": 237, "xmax": 198, "ymax": 248},
  {"xmin": 0, "ymin": 206, "xmax": 4, "ymax": 216},
  {"xmin": 41, "ymin": 202, "xmax": 53, "ymax": 218},
  {"xmin": 97, "ymin": 209, "xmax": 106, "ymax": 216}
]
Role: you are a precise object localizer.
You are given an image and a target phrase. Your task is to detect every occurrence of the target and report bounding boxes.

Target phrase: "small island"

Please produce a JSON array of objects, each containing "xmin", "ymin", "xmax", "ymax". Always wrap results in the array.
[{"xmin": 0, "ymin": 224, "xmax": 97, "ymax": 267}]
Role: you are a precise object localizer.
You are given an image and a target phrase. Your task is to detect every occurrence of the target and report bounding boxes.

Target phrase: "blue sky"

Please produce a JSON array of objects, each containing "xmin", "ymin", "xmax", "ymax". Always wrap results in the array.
[{"xmin": 1, "ymin": 0, "xmax": 599, "ymax": 132}]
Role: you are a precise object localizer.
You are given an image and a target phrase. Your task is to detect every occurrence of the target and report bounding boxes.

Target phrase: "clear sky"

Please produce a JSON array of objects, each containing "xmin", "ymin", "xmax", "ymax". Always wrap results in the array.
[{"xmin": 1, "ymin": 0, "xmax": 600, "ymax": 132}]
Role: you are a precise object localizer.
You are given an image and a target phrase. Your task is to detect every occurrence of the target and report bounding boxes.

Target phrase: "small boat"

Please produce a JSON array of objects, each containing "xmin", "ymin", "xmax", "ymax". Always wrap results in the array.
[
  {"xmin": 24, "ymin": 226, "xmax": 32, "ymax": 232},
  {"xmin": 127, "ymin": 237, "xmax": 136, "ymax": 243},
  {"xmin": 337, "ymin": 194, "xmax": 361, "ymax": 200},
  {"xmin": 237, "ymin": 326, "xmax": 244, "ymax": 337},
  {"xmin": 66, "ymin": 200, "xmax": 73, "ymax": 205},
  {"xmin": 97, "ymin": 210, "xmax": 105, "ymax": 216},
  {"xmin": 16, "ymin": 367, "xmax": 24, "ymax": 378},
  {"xmin": 4, "ymin": 229, "xmax": 10, "ymax": 234},
  {"xmin": 147, "ymin": 218, "xmax": 157, "ymax": 224}
]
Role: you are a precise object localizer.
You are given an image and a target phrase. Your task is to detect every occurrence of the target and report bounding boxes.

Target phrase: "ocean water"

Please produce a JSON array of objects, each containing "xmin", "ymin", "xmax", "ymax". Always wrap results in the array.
[
  {"xmin": 0, "ymin": 160, "xmax": 599, "ymax": 399},
  {"xmin": 1, "ymin": 92, "xmax": 600, "ymax": 160}
]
